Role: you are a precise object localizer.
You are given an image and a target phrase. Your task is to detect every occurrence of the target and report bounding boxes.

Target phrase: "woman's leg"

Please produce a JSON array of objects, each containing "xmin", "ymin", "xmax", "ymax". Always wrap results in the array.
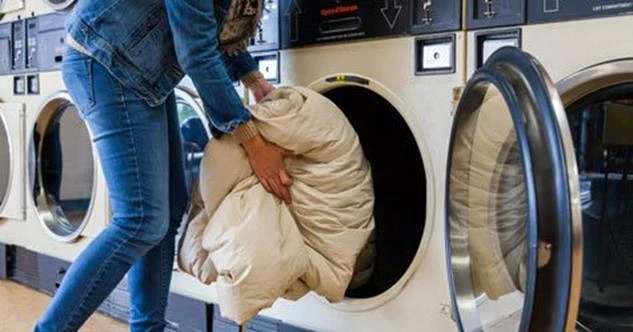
[
  {"xmin": 127, "ymin": 92, "xmax": 189, "ymax": 331},
  {"xmin": 35, "ymin": 48, "xmax": 183, "ymax": 331}
]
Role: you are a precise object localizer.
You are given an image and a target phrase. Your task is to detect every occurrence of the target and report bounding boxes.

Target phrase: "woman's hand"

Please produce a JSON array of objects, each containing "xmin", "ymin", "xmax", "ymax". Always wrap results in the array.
[
  {"xmin": 249, "ymin": 77, "xmax": 275, "ymax": 103},
  {"xmin": 241, "ymin": 134, "xmax": 293, "ymax": 204}
]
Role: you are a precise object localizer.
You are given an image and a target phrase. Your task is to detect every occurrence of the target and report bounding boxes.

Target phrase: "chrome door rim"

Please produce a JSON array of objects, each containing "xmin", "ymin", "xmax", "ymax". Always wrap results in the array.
[{"xmin": 31, "ymin": 91, "xmax": 98, "ymax": 242}]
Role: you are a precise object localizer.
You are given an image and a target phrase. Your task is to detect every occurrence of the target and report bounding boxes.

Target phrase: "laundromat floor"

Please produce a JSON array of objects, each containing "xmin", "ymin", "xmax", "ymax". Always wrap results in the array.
[{"xmin": 0, "ymin": 280, "xmax": 127, "ymax": 331}]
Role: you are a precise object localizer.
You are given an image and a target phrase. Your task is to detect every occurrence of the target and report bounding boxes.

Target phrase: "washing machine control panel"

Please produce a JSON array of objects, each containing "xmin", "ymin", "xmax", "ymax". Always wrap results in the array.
[
  {"xmin": 36, "ymin": 12, "xmax": 66, "ymax": 72},
  {"xmin": 415, "ymin": 34, "xmax": 456, "ymax": 75},
  {"xmin": 528, "ymin": 0, "xmax": 633, "ymax": 23},
  {"xmin": 0, "ymin": 22, "xmax": 11, "ymax": 75},
  {"xmin": 474, "ymin": 28, "xmax": 522, "ymax": 68},
  {"xmin": 0, "ymin": 12, "xmax": 67, "ymax": 76},
  {"xmin": 466, "ymin": 0, "xmax": 526, "ymax": 30},
  {"xmin": 411, "ymin": 0, "xmax": 461, "ymax": 35},
  {"xmin": 26, "ymin": 16, "xmax": 38, "ymax": 70},
  {"xmin": 11, "ymin": 20, "xmax": 24, "ymax": 72},
  {"xmin": 280, "ymin": 0, "xmax": 411, "ymax": 49}
]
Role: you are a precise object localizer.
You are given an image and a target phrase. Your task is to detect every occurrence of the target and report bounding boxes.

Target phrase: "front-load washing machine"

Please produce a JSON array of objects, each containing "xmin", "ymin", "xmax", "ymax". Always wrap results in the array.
[
  {"xmin": 449, "ymin": 2, "xmax": 633, "ymax": 331},
  {"xmin": 173, "ymin": 1, "xmax": 468, "ymax": 331},
  {"xmin": 0, "ymin": 11, "xmax": 100, "ymax": 259}
]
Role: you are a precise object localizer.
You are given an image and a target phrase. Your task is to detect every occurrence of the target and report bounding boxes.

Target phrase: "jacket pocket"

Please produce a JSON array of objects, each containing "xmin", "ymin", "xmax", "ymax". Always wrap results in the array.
[{"xmin": 125, "ymin": 13, "xmax": 176, "ymax": 84}]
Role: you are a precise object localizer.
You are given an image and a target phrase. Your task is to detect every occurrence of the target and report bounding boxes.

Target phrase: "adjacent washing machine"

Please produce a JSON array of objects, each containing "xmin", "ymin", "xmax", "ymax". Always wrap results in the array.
[
  {"xmin": 520, "ymin": 3, "xmax": 633, "ymax": 331},
  {"xmin": 451, "ymin": 2, "xmax": 633, "ymax": 331}
]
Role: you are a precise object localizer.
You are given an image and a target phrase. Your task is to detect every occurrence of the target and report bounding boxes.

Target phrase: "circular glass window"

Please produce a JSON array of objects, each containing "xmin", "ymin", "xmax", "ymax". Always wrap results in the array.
[
  {"xmin": 448, "ymin": 84, "xmax": 527, "ymax": 331},
  {"xmin": 567, "ymin": 85, "xmax": 633, "ymax": 331},
  {"xmin": 32, "ymin": 99, "xmax": 94, "ymax": 241},
  {"xmin": 0, "ymin": 115, "xmax": 10, "ymax": 211},
  {"xmin": 321, "ymin": 86, "xmax": 427, "ymax": 299},
  {"xmin": 176, "ymin": 94, "xmax": 210, "ymax": 197}
]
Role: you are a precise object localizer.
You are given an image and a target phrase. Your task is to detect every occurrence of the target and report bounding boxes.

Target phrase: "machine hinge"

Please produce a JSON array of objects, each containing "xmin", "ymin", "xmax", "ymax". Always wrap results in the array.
[
  {"xmin": 484, "ymin": 0, "xmax": 496, "ymax": 18},
  {"xmin": 451, "ymin": 85, "xmax": 464, "ymax": 116},
  {"xmin": 421, "ymin": 0, "xmax": 433, "ymax": 24},
  {"xmin": 537, "ymin": 240, "xmax": 553, "ymax": 268}
]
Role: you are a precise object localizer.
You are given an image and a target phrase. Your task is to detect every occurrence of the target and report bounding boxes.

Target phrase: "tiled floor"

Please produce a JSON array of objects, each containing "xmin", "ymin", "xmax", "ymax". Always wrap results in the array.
[{"xmin": 0, "ymin": 280, "xmax": 127, "ymax": 331}]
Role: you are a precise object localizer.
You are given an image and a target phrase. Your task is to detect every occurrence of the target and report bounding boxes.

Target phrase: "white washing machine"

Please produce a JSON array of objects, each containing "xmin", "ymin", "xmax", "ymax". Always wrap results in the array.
[{"xmin": 170, "ymin": 1, "xmax": 468, "ymax": 331}]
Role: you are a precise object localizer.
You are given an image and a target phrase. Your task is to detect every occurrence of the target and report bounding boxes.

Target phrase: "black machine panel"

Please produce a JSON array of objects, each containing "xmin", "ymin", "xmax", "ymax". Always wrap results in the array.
[
  {"xmin": 280, "ymin": 0, "xmax": 411, "ymax": 49},
  {"xmin": 411, "ymin": 0, "xmax": 461, "ymax": 35},
  {"xmin": 11, "ymin": 20, "xmax": 24, "ymax": 72},
  {"xmin": 528, "ymin": 0, "xmax": 633, "ymax": 23},
  {"xmin": 249, "ymin": 0, "xmax": 280, "ymax": 52},
  {"xmin": 466, "ymin": 0, "xmax": 526, "ymax": 30},
  {"xmin": 0, "ymin": 23, "xmax": 11, "ymax": 75},
  {"xmin": 36, "ymin": 12, "xmax": 66, "ymax": 71},
  {"xmin": 26, "ymin": 16, "xmax": 38, "ymax": 70}
]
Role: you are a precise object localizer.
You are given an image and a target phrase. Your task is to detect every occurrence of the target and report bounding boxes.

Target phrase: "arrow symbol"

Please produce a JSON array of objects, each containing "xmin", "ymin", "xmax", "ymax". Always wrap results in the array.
[
  {"xmin": 380, "ymin": 0, "xmax": 402, "ymax": 30},
  {"xmin": 285, "ymin": 0, "xmax": 302, "ymax": 43}
]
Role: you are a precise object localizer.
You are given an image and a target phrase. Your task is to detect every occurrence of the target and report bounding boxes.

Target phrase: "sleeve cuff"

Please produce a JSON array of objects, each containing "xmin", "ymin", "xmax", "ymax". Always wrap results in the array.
[
  {"xmin": 241, "ymin": 70, "xmax": 265, "ymax": 88},
  {"xmin": 231, "ymin": 120, "xmax": 259, "ymax": 143}
]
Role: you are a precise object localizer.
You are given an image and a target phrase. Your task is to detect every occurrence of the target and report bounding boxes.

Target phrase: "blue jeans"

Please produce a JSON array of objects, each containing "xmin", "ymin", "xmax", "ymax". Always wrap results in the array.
[{"xmin": 35, "ymin": 47, "xmax": 189, "ymax": 331}]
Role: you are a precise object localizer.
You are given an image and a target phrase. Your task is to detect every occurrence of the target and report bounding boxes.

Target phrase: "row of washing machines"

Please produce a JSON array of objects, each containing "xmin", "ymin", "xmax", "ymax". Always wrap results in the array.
[{"xmin": 1, "ymin": 0, "xmax": 633, "ymax": 331}]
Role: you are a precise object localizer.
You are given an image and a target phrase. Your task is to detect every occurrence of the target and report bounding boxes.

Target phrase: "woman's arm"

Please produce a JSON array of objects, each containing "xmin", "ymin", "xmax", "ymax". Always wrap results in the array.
[
  {"xmin": 223, "ymin": 51, "xmax": 275, "ymax": 102},
  {"xmin": 164, "ymin": 0, "xmax": 292, "ymax": 203}
]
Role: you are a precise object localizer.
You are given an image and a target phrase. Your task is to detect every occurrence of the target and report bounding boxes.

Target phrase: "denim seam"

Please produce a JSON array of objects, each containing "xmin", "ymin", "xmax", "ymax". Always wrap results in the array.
[
  {"xmin": 85, "ymin": 58, "xmax": 96, "ymax": 109},
  {"xmin": 60, "ymin": 83, "xmax": 146, "ymax": 332}
]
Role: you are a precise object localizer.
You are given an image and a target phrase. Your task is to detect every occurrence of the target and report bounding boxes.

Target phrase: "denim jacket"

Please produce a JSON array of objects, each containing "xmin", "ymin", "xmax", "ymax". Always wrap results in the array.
[{"xmin": 66, "ymin": 0, "xmax": 259, "ymax": 133}]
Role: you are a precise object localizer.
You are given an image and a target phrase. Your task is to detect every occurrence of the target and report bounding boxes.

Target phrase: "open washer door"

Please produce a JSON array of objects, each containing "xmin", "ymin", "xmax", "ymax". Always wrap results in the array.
[{"xmin": 446, "ymin": 47, "xmax": 583, "ymax": 331}]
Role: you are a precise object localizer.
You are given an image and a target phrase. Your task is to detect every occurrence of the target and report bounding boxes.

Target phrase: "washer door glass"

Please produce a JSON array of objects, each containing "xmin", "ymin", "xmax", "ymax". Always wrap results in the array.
[
  {"xmin": 0, "ymin": 114, "xmax": 10, "ymax": 209},
  {"xmin": 176, "ymin": 92, "xmax": 210, "ymax": 197},
  {"xmin": 32, "ymin": 100, "xmax": 94, "ymax": 241},
  {"xmin": 446, "ymin": 47, "xmax": 582, "ymax": 331}
]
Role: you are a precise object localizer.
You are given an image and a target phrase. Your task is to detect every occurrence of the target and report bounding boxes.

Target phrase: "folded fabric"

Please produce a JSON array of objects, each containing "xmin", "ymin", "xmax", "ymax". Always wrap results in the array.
[{"xmin": 178, "ymin": 87, "xmax": 375, "ymax": 324}]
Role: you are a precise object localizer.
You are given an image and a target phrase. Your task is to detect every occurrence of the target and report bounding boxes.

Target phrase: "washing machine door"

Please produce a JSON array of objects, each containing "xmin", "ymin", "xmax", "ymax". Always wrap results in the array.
[
  {"xmin": 175, "ymin": 87, "xmax": 211, "ymax": 198},
  {"xmin": 446, "ymin": 47, "xmax": 582, "ymax": 332},
  {"xmin": 0, "ymin": 102, "xmax": 24, "ymax": 220},
  {"xmin": 31, "ymin": 92, "xmax": 96, "ymax": 242}
]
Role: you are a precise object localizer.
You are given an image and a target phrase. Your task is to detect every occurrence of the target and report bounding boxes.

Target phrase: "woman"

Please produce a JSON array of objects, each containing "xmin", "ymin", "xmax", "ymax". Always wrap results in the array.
[{"xmin": 35, "ymin": 0, "xmax": 291, "ymax": 331}]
